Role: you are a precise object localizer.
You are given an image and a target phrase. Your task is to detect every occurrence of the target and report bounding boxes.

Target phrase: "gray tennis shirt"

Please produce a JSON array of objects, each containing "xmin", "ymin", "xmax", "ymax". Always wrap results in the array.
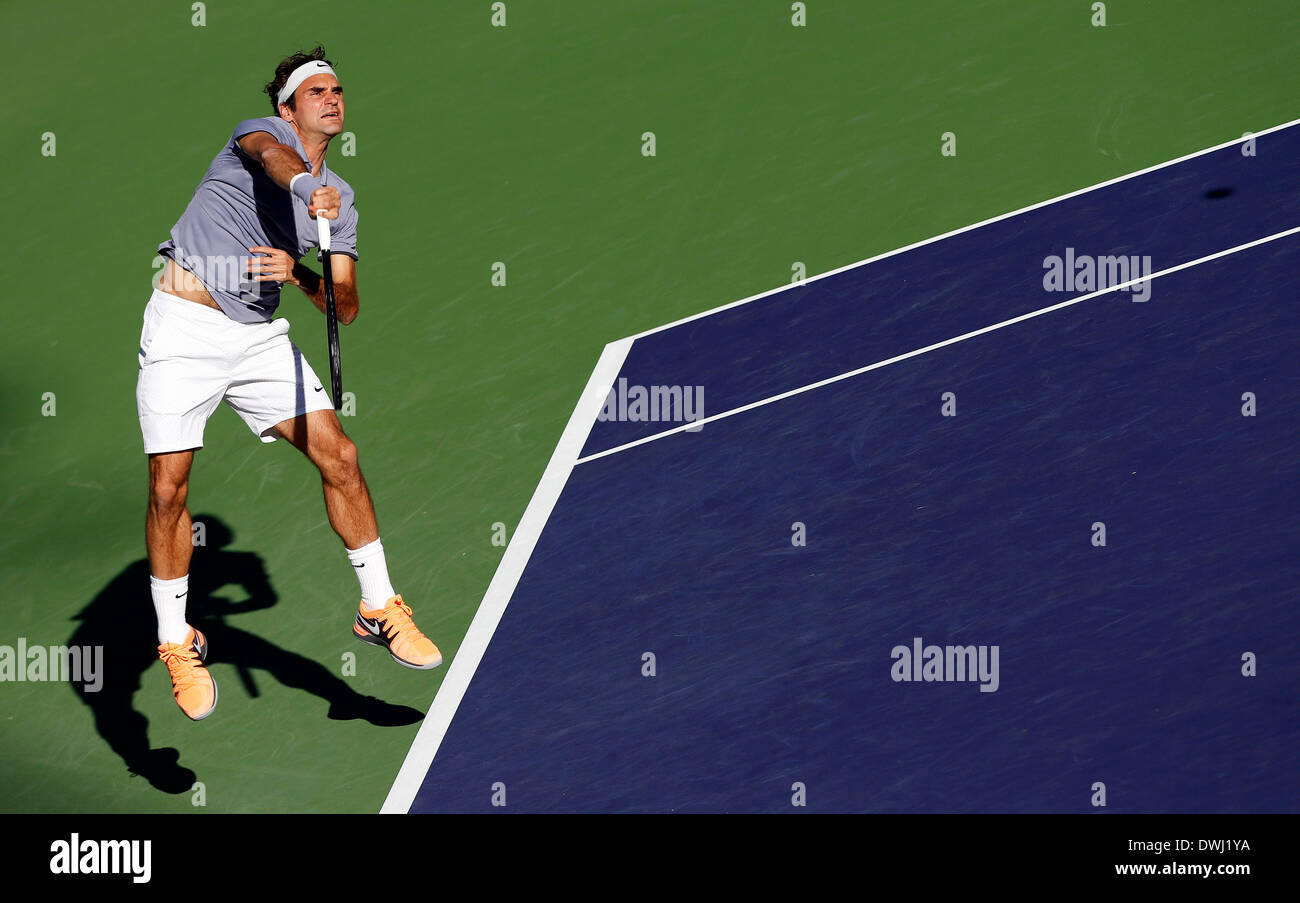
[{"xmin": 158, "ymin": 116, "xmax": 358, "ymax": 324}]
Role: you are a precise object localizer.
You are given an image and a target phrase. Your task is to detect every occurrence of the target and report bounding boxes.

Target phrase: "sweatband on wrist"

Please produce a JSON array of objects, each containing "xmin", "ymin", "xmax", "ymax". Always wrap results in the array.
[{"xmin": 290, "ymin": 171, "xmax": 322, "ymax": 205}]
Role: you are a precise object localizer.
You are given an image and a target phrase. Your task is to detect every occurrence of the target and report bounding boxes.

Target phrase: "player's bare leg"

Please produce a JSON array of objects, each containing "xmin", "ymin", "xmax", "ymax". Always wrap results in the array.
[
  {"xmin": 274, "ymin": 409, "xmax": 441, "ymax": 669},
  {"xmin": 147, "ymin": 450, "xmax": 195, "ymax": 579},
  {"xmin": 146, "ymin": 449, "xmax": 217, "ymax": 719},
  {"xmin": 271, "ymin": 408, "xmax": 377, "ymax": 548}
]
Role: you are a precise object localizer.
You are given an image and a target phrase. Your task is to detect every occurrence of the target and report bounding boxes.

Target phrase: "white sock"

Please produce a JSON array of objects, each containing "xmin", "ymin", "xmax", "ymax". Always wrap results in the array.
[
  {"xmin": 347, "ymin": 538, "xmax": 397, "ymax": 611},
  {"xmin": 150, "ymin": 574, "xmax": 190, "ymax": 645}
]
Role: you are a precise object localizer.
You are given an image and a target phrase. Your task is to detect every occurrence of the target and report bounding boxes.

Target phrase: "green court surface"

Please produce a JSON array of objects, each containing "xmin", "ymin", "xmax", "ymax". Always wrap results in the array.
[{"xmin": 0, "ymin": 1, "xmax": 1294, "ymax": 812}]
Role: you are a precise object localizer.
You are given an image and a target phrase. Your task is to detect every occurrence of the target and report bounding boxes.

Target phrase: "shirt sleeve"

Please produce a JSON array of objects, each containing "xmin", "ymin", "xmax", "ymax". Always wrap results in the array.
[
  {"xmin": 231, "ymin": 117, "xmax": 302, "ymax": 158},
  {"xmin": 330, "ymin": 203, "xmax": 359, "ymax": 260}
]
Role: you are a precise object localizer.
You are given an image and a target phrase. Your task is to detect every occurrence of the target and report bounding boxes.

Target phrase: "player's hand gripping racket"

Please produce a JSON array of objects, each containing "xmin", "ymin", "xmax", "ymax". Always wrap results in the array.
[{"xmin": 317, "ymin": 213, "xmax": 343, "ymax": 410}]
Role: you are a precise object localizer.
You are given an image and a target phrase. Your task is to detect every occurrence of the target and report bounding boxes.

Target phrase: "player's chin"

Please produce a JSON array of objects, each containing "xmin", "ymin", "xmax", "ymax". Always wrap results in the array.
[{"xmin": 322, "ymin": 116, "xmax": 344, "ymax": 133}]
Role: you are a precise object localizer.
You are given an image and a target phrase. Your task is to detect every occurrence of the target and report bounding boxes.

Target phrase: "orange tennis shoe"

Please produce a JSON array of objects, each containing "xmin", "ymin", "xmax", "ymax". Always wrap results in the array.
[
  {"xmin": 158, "ymin": 626, "xmax": 218, "ymax": 721},
  {"xmin": 353, "ymin": 595, "xmax": 442, "ymax": 670}
]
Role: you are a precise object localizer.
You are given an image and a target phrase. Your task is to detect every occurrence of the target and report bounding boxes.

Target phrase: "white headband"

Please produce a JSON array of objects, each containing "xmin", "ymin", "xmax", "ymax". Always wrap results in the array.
[{"xmin": 277, "ymin": 60, "xmax": 337, "ymax": 105}]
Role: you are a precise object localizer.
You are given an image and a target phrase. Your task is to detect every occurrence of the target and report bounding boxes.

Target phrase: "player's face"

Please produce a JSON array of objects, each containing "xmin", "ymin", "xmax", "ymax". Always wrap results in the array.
[{"xmin": 293, "ymin": 74, "xmax": 345, "ymax": 136}]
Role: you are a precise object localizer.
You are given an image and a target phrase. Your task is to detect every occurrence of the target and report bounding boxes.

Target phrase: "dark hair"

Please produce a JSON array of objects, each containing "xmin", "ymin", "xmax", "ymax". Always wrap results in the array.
[{"xmin": 265, "ymin": 45, "xmax": 333, "ymax": 115}]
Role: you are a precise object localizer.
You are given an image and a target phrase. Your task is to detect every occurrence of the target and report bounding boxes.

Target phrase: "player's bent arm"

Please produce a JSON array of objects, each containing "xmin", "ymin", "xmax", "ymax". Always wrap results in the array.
[
  {"xmin": 291, "ymin": 254, "xmax": 359, "ymax": 325},
  {"xmin": 237, "ymin": 131, "xmax": 340, "ymax": 219},
  {"xmin": 237, "ymin": 131, "xmax": 309, "ymax": 190}
]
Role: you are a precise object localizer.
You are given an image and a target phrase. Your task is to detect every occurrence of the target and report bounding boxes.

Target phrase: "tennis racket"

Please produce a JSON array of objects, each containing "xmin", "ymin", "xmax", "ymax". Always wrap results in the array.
[{"xmin": 317, "ymin": 213, "xmax": 343, "ymax": 410}]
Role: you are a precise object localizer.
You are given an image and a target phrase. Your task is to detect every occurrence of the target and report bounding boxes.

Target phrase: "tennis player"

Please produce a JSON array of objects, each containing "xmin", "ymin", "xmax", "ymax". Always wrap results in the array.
[{"xmin": 139, "ymin": 46, "xmax": 441, "ymax": 721}]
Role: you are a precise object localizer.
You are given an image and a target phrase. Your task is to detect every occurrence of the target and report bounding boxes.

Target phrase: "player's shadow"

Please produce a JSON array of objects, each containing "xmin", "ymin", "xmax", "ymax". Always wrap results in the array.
[{"xmin": 69, "ymin": 515, "xmax": 422, "ymax": 795}]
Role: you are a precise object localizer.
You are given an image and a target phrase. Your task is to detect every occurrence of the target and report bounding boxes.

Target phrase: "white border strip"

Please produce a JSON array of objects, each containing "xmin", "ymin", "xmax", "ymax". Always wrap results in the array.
[
  {"xmin": 577, "ymin": 226, "xmax": 1300, "ymax": 465},
  {"xmin": 381, "ymin": 338, "xmax": 633, "ymax": 814},
  {"xmin": 624, "ymin": 118, "xmax": 1299, "ymax": 342}
]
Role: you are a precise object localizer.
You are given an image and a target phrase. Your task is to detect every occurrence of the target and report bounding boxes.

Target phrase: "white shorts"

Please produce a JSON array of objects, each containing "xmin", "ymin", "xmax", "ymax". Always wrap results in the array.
[{"xmin": 136, "ymin": 289, "xmax": 334, "ymax": 454}]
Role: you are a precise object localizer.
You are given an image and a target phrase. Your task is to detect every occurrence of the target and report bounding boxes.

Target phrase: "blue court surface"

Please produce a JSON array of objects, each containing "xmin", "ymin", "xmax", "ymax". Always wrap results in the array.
[{"xmin": 386, "ymin": 122, "xmax": 1299, "ymax": 813}]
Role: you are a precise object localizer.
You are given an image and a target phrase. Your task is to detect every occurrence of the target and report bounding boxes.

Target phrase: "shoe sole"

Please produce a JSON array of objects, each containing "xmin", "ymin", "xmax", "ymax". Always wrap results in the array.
[
  {"xmin": 183, "ymin": 629, "xmax": 218, "ymax": 721},
  {"xmin": 187, "ymin": 679, "xmax": 218, "ymax": 721},
  {"xmin": 353, "ymin": 630, "xmax": 442, "ymax": 670}
]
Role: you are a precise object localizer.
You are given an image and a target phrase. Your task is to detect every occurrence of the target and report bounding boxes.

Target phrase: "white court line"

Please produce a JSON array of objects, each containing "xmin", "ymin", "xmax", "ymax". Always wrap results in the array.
[
  {"xmin": 381, "ymin": 339, "xmax": 632, "ymax": 814},
  {"xmin": 624, "ymin": 118, "xmax": 1299, "ymax": 342},
  {"xmin": 382, "ymin": 119, "xmax": 1296, "ymax": 812},
  {"xmin": 577, "ymin": 226, "xmax": 1300, "ymax": 466}
]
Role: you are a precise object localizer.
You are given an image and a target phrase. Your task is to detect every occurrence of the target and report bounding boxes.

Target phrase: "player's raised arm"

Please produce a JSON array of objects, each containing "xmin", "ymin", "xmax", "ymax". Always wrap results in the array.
[{"xmin": 237, "ymin": 130, "xmax": 340, "ymax": 220}]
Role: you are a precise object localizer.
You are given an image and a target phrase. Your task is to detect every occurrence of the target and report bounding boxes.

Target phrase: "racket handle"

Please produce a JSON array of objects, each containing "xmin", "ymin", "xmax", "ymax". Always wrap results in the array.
[{"xmin": 317, "ymin": 213, "xmax": 331, "ymax": 252}]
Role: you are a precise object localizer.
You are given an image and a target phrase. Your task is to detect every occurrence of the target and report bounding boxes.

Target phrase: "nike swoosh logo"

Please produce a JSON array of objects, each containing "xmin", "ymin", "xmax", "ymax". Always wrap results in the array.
[
  {"xmin": 175, "ymin": 592, "xmax": 187, "ymax": 599},
  {"xmin": 352, "ymin": 562, "xmax": 364, "ymax": 568},
  {"xmin": 358, "ymin": 616, "xmax": 382, "ymax": 636},
  {"xmin": 314, "ymin": 386, "xmax": 325, "ymax": 393}
]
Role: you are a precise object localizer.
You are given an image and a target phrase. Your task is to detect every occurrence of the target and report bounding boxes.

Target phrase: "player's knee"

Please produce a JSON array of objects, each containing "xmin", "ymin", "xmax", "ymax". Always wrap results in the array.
[
  {"xmin": 323, "ymin": 437, "xmax": 360, "ymax": 483},
  {"xmin": 149, "ymin": 474, "xmax": 189, "ymax": 514}
]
